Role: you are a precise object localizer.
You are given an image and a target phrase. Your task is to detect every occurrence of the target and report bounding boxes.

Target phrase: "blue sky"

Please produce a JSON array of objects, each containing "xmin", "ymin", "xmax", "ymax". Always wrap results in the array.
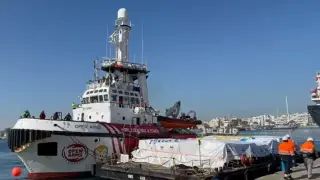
[{"xmin": 0, "ymin": 0, "xmax": 320, "ymax": 128}]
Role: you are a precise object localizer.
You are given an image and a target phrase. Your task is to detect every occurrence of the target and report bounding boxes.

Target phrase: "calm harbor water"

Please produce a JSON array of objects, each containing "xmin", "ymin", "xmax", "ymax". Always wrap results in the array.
[
  {"xmin": 0, "ymin": 128, "xmax": 319, "ymax": 179},
  {"xmin": 0, "ymin": 140, "xmax": 27, "ymax": 180},
  {"xmin": 239, "ymin": 127, "xmax": 320, "ymax": 149}
]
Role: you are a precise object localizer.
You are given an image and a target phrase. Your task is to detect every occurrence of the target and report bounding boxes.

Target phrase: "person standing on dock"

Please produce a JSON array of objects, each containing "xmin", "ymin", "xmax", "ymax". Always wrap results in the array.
[
  {"xmin": 286, "ymin": 134, "xmax": 297, "ymax": 167},
  {"xmin": 278, "ymin": 136, "xmax": 295, "ymax": 180},
  {"xmin": 300, "ymin": 137, "xmax": 317, "ymax": 179}
]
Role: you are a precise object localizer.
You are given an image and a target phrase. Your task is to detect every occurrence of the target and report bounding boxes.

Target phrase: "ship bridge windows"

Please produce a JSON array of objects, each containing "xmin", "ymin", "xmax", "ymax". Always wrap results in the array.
[
  {"xmin": 99, "ymin": 95, "xmax": 103, "ymax": 102},
  {"xmin": 103, "ymin": 89, "xmax": 107, "ymax": 92},
  {"xmin": 104, "ymin": 95, "xmax": 109, "ymax": 101},
  {"xmin": 94, "ymin": 90, "xmax": 98, "ymax": 93},
  {"xmin": 81, "ymin": 97, "xmax": 89, "ymax": 104},
  {"xmin": 90, "ymin": 96, "xmax": 98, "ymax": 103},
  {"xmin": 38, "ymin": 142, "xmax": 58, "ymax": 156},
  {"xmin": 99, "ymin": 89, "xmax": 103, "ymax": 93},
  {"xmin": 82, "ymin": 94, "xmax": 109, "ymax": 104},
  {"xmin": 112, "ymin": 90, "xmax": 117, "ymax": 93}
]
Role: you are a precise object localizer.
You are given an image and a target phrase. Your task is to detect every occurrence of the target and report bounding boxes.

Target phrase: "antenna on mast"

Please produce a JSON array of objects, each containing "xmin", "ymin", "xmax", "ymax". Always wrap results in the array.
[
  {"xmin": 141, "ymin": 23, "xmax": 144, "ymax": 64},
  {"xmin": 93, "ymin": 59, "xmax": 99, "ymax": 81},
  {"xmin": 106, "ymin": 25, "xmax": 109, "ymax": 59}
]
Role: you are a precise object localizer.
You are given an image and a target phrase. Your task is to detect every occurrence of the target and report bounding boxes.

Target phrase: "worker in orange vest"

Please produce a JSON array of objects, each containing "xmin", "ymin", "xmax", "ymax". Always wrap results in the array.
[
  {"xmin": 286, "ymin": 134, "xmax": 297, "ymax": 166},
  {"xmin": 278, "ymin": 136, "xmax": 295, "ymax": 180},
  {"xmin": 300, "ymin": 137, "xmax": 317, "ymax": 179}
]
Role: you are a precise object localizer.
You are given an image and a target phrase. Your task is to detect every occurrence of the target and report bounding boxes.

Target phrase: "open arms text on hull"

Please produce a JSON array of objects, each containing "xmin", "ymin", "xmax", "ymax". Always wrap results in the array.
[{"xmin": 7, "ymin": 8, "xmax": 200, "ymax": 179}]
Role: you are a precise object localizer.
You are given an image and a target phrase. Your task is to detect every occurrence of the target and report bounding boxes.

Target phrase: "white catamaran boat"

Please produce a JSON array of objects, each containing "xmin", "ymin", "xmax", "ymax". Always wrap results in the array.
[{"xmin": 8, "ymin": 8, "xmax": 200, "ymax": 179}]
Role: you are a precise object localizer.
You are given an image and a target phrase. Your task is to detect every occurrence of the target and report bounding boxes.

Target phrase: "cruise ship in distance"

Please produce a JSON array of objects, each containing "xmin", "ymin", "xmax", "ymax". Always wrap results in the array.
[{"xmin": 307, "ymin": 72, "xmax": 320, "ymax": 127}]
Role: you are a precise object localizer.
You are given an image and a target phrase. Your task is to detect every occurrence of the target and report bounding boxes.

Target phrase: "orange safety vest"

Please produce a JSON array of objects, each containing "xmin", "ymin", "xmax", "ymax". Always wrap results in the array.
[
  {"xmin": 278, "ymin": 141, "xmax": 294, "ymax": 156},
  {"xmin": 288, "ymin": 139, "xmax": 296, "ymax": 151},
  {"xmin": 300, "ymin": 141, "xmax": 315, "ymax": 154}
]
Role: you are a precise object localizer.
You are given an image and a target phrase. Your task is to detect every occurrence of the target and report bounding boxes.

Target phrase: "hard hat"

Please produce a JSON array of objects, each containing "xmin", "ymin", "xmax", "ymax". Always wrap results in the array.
[
  {"xmin": 285, "ymin": 134, "xmax": 291, "ymax": 138},
  {"xmin": 307, "ymin": 137, "xmax": 314, "ymax": 141},
  {"xmin": 283, "ymin": 136, "xmax": 288, "ymax": 141}
]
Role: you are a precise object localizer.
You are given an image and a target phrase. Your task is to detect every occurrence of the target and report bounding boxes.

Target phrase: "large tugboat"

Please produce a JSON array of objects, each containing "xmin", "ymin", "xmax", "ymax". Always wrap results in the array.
[
  {"xmin": 7, "ymin": 8, "xmax": 200, "ymax": 179},
  {"xmin": 308, "ymin": 72, "xmax": 320, "ymax": 126}
]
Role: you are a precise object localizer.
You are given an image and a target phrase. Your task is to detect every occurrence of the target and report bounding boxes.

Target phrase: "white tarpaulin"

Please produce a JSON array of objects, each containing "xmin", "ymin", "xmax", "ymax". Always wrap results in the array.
[{"xmin": 131, "ymin": 136, "xmax": 279, "ymax": 169}]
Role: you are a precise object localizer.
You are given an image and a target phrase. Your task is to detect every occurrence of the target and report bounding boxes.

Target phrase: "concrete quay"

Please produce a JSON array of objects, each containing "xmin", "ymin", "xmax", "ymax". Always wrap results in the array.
[{"xmin": 257, "ymin": 158, "xmax": 320, "ymax": 180}]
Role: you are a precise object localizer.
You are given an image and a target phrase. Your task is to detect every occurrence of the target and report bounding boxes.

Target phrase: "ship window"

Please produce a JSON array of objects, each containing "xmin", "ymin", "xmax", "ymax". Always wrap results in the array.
[
  {"xmin": 82, "ymin": 98, "xmax": 89, "ymax": 104},
  {"xmin": 89, "ymin": 91, "xmax": 93, "ymax": 94},
  {"xmin": 123, "ymin": 116, "xmax": 125, "ymax": 120},
  {"xmin": 94, "ymin": 90, "xmax": 98, "ymax": 93},
  {"xmin": 125, "ymin": 92, "xmax": 129, "ymax": 95},
  {"xmin": 136, "ymin": 98, "xmax": 140, "ymax": 105},
  {"xmin": 130, "ymin": 93, "xmax": 134, "ymax": 96},
  {"xmin": 124, "ymin": 96, "xmax": 129, "ymax": 104},
  {"xmin": 99, "ymin": 89, "xmax": 103, "ymax": 92},
  {"xmin": 130, "ymin": 97, "xmax": 135, "ymax": 104},
  {"xmin": 111, "ymin": 95, "xmax": 117, "ymax": 102},
  {"xmin": 103, "ymin": 89, "xmax": 107, "ymax": 92},
  {"xmin": 134, "ymin": 93, "xmax": 138, "ymax": 97},
  {"xmin": 118, "ymin": 91, "xmax": 123, "ymax": 94},
  {"xmin": 104, "ymin": 95, "xmax": 108, "ymax": 101},
  {"xmin": 90, "ymin": 96, "xmax": 98, "ymax": 103},
  {"xmin": 112, "ymin": 90, "xmax": 117, "ymax": 93},
  {"xmin": 38, "ymin": 142, "xmax": 57, "ymax": 156},
  {"xmin": 99, "ymin": 95, "xmax": 103, "ymax": 102},
  {"xmin": 86, "ymin": 91, "xmax": 90, "ymax": 95}
]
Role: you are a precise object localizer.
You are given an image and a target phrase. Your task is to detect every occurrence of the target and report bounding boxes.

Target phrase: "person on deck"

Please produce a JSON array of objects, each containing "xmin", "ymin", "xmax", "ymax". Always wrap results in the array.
[
  {"xmin": 39, "ymin": 110, "xmax": 46, "ymax": 119},
  {"xmin": 300, "ymin": 137, "xmax": 318, "ymax": 179},
  {"xmin": 278, "ymin": 136, "xmax": 295, "ymax": 180},
  {"xmin": 52, "ymin": 112, "xmax": 59, "ymax": 120},
  {"xmin": 64, "ymin": 113, "xmax": 72, "ymax": 121},
  {"xmin": 21, "ymin": 110, "xmax": 31, "ymax": 118}
]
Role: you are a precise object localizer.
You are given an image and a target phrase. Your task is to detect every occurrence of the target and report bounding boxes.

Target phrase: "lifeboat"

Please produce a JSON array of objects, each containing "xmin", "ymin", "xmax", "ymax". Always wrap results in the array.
[{"xmin": 157, "ymin": 116, "xmax": 202, "ymax": 129}]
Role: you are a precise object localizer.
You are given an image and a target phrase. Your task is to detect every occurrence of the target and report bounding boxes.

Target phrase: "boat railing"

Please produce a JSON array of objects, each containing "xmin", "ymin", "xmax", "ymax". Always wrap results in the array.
[{"xmin": 101, "ymin": 59, "xmax": 147, "ymax": 71}]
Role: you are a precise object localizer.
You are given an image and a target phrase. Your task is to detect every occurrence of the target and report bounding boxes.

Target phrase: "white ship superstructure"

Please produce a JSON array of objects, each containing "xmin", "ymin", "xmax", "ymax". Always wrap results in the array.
[
  {"xmin": 72, "ymin": 8, "xmax": 153, "ymax": 125},
  {"xmin": 308, "ymin": 72, "xmax": 320, "ymax": 127},
  {"xmin": 8, "ymin": 8, "xmax": 198, "ymax": 179},
  {"xmin": 311, "ymin": 72, "xmax": 320, "ymax": 104}
]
